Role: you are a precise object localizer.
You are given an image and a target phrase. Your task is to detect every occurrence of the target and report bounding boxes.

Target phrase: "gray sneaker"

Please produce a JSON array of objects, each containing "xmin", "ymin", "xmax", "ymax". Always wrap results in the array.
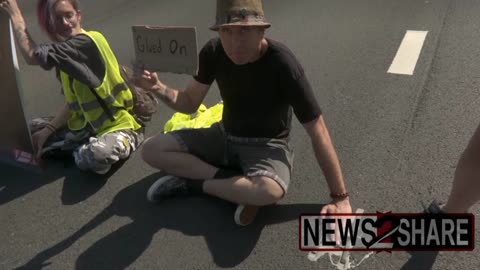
[{"xmin": 147, "ymin": 175, "xmax": 190, "ymax": 203}]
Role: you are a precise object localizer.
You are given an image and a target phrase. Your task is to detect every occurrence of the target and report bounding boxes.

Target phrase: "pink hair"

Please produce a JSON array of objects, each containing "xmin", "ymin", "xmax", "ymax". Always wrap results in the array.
[{"xmin": 36, "ymin": 0, "xmax": 80, "ymax": 41}]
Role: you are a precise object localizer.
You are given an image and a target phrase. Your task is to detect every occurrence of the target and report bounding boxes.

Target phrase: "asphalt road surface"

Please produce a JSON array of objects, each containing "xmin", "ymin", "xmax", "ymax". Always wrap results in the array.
[{"xmin": 1, "ymin": 0, "xmax": 479, "ymax": 269}]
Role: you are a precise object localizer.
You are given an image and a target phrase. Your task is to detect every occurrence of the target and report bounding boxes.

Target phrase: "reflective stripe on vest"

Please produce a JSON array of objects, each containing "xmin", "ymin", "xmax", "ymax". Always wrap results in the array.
[
  {"xmin": 89, "ymin": 106, "xmax": 120, "ymax": 129},
  {"xmin": 67, "ymin": 82, "xmax": 132, "ymax": 111}
]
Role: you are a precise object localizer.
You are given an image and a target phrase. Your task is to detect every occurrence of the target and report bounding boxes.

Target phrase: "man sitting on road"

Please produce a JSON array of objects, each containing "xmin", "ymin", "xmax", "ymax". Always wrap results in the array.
[{"xmin": 136, "ymin": 0, "xmax": 352, "ymax": 226}]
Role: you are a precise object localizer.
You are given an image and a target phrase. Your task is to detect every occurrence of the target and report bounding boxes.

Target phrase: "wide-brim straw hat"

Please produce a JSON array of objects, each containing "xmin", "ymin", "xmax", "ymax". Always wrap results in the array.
[{"xmin": 210, "ymin": 0, "xmax": 271, "ymax": 31}]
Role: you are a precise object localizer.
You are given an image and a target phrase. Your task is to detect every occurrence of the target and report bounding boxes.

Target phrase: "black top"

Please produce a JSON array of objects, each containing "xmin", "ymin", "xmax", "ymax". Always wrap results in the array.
[
  {"xmin": 194, "ymin": 38, "xmax": 322, "ymax": 138},
  {"xmin": 34, "ymin": 34, "xmax": 105, "ymax": 89}
]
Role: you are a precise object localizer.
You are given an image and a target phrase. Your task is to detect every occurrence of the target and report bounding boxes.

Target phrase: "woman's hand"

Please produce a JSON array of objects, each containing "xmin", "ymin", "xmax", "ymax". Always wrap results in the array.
[
  {"xmin": 0, "ymin": 0, "xmax": 21, "ymax": 17},
  {"xmin": 32, "ymin": 128, "xmax": 53, "ymax": 159}
]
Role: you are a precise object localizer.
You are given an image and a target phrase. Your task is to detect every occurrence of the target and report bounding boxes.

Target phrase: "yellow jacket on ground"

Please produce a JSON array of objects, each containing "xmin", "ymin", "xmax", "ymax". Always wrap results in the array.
[{"xmin": 164, "ymin": 103, "xmax": 223, "ymax": 133}]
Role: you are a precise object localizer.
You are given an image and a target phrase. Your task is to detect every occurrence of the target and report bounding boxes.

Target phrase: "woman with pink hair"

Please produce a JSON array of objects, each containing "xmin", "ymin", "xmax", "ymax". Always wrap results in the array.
[
  {"xmin": 0, "ymin": 0, "xmax": 144, "ymax": 175},
  {"xmin": 36, "ymin": 0, "xmax": 81, "ymax": 42}
]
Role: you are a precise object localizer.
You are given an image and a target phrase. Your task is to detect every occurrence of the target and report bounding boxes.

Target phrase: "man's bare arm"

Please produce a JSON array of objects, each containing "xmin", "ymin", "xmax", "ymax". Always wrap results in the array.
[{"xmin": 303, "ymin": 115, "xmax": 348, "ymax": 200}]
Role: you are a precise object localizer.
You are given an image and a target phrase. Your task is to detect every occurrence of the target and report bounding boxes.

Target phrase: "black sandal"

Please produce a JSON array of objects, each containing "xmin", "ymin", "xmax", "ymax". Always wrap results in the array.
[{"xmin": 423, "ymin": 199, "xmax": 446, "ymax": 214}]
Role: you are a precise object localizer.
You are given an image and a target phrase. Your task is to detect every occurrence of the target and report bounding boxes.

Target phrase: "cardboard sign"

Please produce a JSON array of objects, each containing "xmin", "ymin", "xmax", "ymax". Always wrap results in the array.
[
  {"xmin": 132, "ymin": 26, "xmax": 198, "ymax": 75},
  {"xmin": 0, "ymin": 14, "xmax": 33, "ymax": 154}
]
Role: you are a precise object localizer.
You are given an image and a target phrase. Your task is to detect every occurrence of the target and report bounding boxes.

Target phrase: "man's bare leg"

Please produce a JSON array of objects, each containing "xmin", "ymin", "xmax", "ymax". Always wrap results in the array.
[
  {"xmin": 442, "ymin": 124, "xmax": 480, "ymax": 213},
  {"xmin": 142, "ymin": 133, "xmax": 284, "ymax": 205},
  {"xmin": 142, "ymin": 133, "xmax": 218, "ymax": 179},
  {"xmin": 203, "ymin": 176, "xmax": 284, "ymax": 206},
  {"xmin": 203, "ymin": 176, "xmax": 284, "ymax": 226}
]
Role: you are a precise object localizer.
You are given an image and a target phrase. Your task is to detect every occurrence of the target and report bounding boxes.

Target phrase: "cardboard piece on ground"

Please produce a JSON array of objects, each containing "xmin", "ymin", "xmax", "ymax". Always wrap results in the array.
[
  {"xmin": 0, "ymin": 14, "xmax": 37, "ymax": 169},
  {"xmin": 132, "ymin": 26, "xmax": 198, "ymax": 75}
]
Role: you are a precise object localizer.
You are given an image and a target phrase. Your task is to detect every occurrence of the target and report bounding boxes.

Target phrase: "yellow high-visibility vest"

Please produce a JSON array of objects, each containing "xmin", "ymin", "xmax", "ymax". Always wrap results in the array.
[{"xmin": 61, "ymin": 30, "xmax": 141, "ymax": 135}]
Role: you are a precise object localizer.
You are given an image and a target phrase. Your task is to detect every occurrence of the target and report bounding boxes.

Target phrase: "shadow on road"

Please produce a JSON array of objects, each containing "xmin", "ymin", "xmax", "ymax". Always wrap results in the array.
[
  {"xmin": 60, "ymin": 159, "xmax": 126, "ymax": 205},
  {"xmin": 400, "ymin": 251, "xmax": 439, "ymax": 270},
  {"xmin": 12, "ymin": 172, "xmax": 325, "ymax": 269},
  {"xmin": 0, "ymin": 158, "xmax": 125, "ymax": 206}
]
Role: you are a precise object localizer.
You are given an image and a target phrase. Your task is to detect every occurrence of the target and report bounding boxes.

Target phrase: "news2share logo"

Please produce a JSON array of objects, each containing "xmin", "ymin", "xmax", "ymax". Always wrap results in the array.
[{"xmin": 300, "ymin": 213, "xmax": 475, "ymax": 252}]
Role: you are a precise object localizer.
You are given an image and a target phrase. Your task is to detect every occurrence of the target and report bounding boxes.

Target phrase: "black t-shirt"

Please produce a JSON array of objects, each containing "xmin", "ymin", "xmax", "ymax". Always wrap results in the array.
[
  {"xmin": 34, "ymin": 34, "xmax": 106, "ymax": 89},
  {"xmin": 194, "ymin": 38, "xmax": 321, "ymax": 139}
]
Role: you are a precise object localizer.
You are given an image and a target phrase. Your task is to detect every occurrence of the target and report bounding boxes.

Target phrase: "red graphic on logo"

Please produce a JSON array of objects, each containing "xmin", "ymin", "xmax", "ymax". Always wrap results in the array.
[{"xmin": 378, "ymin": 220, "xmax": 393, "ymax": 243}]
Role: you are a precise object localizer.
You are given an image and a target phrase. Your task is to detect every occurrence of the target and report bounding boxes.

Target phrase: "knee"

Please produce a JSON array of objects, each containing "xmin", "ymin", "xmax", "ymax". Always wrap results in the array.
[
  {"xmin": 251, "ymin": 176, "xmax": 285, "ymax": 205},
  {"xmin": 74, "ymin": 143, "xmax": 113, "ymax": 174},
  {"xmin": 141, "ymin": 134, "xmax": 181, "ymax": 164},
  {"xmin": 141, "ymin": 137, "xmax": 161, "ymax": 165},
  {"xmin": 141, "ymin": 137, "xmax": 156, "ymax": 162}
]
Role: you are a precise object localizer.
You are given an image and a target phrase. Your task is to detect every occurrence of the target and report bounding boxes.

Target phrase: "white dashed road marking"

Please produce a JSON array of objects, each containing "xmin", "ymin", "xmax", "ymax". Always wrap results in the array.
[{"xmin": 388, "ymin": 30, "xmax": 428, "ymax": 75}]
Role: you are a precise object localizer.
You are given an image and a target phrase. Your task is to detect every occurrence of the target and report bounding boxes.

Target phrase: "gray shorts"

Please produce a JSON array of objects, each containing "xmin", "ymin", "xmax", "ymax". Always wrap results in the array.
[{"xmin": 170, "ymin": 122, "xmax": 294, "ymax": 192}]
